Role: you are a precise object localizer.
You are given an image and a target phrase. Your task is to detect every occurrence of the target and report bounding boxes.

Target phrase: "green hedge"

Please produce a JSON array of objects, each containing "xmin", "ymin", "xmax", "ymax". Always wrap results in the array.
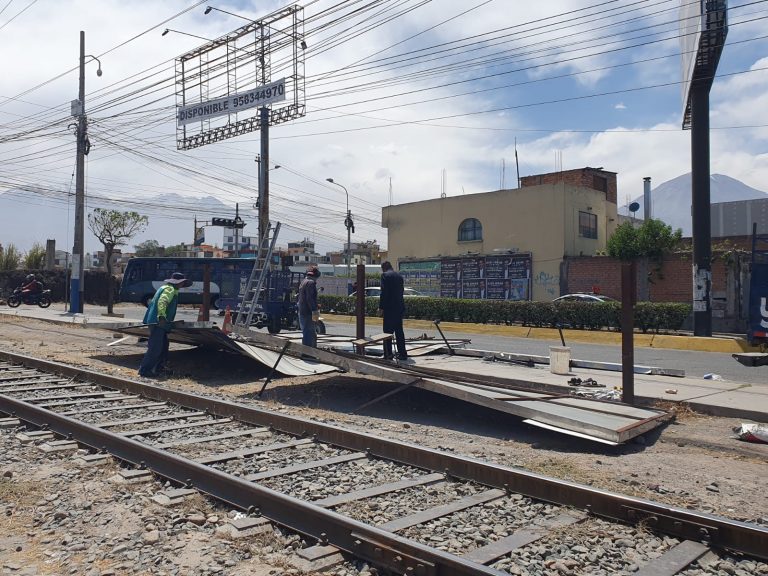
[{"xmin": 318, "ymin": 295, "xmax": 692, "ymax": 333}]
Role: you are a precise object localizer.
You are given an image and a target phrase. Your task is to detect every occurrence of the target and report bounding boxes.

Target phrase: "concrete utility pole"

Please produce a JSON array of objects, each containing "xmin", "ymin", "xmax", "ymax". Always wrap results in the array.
[
  {"xmin": 70, "ymin": 31, "xmax": 101, "ymax": 313},
  {"xmin": 71, "ymin": 31, "xmax": 87, "ymax": 314}
]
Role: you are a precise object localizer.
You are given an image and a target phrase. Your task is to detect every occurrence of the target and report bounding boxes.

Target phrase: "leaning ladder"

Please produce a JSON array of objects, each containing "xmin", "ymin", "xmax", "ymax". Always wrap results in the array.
[{"xmin": 234, "ymin": 221, "xmax": 281, "ymax": 329}]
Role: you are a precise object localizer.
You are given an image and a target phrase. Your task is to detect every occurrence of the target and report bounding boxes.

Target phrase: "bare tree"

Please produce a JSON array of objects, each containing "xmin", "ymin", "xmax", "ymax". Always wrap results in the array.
[{"xmin": 88, "ymin": 209, "xmax": 148, "ymax": 314}]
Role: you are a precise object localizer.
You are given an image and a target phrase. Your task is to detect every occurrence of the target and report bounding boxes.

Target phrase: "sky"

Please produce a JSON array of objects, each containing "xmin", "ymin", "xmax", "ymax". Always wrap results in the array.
[{"xmin": 1, "ymin": 0, "xmax": 767, "ymax": 254}]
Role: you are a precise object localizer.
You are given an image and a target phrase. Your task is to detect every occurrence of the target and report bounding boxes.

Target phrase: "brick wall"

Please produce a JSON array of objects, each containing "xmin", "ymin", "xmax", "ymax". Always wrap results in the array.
[
  {"xmin": 520, "ymin": 167, "xmax": 617, "ymax": 204},
  {"xmin": 563, "ymin": 253, "xmax": 732, "ymax": 302}
]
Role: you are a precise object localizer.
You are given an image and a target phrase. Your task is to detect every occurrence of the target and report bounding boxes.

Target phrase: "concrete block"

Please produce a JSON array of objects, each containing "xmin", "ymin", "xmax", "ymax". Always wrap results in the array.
[
  {"xmin": 15, "ymin": 431, "xmax": 55, "ymax": 443},
  {"xmin": 549, "ymin": 346, "xmax": 571, "ymax": 375},
  {"xmin": 39, "ymin": 440, "xmax": 79, "ymax": 453},
  {"xmin": 151, "ymin": 488, "xmax": 197, "ymax": 506},
  {"xmin": 110, "ymin": 469, "xmax": 153, "ymax": 484},
  {"xmin": 215, "ymin": 516, "xmax": 271, "ymax": 539},
  {"xmin": 74, "ymin": 453, "xmax": 111, "ymax": 467},
  {"xmin": 289, "ymin": 545, "xmax": 345, "ymax": 572}
]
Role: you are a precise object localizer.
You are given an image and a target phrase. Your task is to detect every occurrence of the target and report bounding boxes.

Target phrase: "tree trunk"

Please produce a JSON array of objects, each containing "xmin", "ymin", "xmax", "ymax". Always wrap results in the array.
[{"xmin": 105, "ymin": 245, "xmax": 114, "ymax": 315}]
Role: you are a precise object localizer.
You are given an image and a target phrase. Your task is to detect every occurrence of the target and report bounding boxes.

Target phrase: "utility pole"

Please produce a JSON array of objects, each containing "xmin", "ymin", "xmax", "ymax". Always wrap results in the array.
[
  {"xmin": 257, "ymin": 24, "xmax": 270, "ymax": 266},
  {"xmin": 71, "ymin": 31, "xmax": 87, "ymax": 314},
  {"xmin": 234, "ymin": 203, "xmax": 240, "ymax": 258}
]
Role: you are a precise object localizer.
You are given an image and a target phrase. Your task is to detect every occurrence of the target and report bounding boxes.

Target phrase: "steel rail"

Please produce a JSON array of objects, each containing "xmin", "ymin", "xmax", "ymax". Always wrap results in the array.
[
  {"xmin": 1, "ymin": 350, "xmax": 767, "ymax": 563},
  {"xmin": 0, "ymin": 394, "xmax": 503, "ymax": 576}
]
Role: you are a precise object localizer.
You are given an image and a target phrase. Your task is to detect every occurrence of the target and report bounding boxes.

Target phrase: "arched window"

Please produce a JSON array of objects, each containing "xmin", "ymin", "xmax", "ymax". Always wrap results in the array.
[{"xmin": 458, "ymin": 218, "xmax": 482, "ymax": 241}]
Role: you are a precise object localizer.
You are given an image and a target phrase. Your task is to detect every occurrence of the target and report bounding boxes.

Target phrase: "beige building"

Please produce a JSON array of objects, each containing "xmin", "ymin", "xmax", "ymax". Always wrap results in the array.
[{"xmin": 381, "ymin": 167, "xmax": 619, "ymax": 301}]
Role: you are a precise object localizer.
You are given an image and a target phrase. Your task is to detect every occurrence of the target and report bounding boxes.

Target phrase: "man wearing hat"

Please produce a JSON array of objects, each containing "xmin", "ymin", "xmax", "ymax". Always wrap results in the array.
[
  {"xmin": 138, "ymin": 272, "xmax": 192, "ymax": 378},
  {"xmin": 297, "ymin": 266, "xmax": 320, "ymax": 347}
]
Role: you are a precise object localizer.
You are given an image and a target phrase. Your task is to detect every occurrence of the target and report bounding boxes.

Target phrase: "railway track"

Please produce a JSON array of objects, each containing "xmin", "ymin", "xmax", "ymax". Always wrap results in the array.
[{"xmin": 1, "ymin": 350, "xmax": 766, "ymax": 576}]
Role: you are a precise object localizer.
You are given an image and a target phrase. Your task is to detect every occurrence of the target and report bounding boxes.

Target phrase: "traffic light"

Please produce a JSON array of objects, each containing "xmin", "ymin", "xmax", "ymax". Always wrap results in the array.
[{"xmin": 211, "ymin": 217, "xmax": 245, "ymax": 229}]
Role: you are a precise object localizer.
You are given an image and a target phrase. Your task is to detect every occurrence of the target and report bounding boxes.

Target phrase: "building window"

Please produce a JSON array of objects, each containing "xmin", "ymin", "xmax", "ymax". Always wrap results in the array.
[
  {"xmin": 579, "ymin": 211, "xmax": 598, "ymax": 239},
  {"xmin": 458, "ymin": 218, "xmax": 482, "ymax": 241}
]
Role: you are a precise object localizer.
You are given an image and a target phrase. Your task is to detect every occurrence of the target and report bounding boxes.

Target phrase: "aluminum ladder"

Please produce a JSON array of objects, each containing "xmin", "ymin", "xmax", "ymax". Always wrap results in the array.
[{"xmin": 234, "ymin": 221, "xmax": 281, "ymax": 329}]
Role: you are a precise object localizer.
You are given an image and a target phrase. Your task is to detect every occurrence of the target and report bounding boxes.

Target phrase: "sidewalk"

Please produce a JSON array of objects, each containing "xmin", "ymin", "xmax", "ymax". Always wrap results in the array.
[{"xmin": 1, "ymin": 305, "xmax": 766, "ymax": 425}]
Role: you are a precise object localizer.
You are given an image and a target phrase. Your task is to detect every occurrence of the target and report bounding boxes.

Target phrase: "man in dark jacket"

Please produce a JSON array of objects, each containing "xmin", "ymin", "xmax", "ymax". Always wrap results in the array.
[
  {"xmin": 379, "ymin": 261, "xmax": 407, "ymax": 360},
  {"xmin": 297, "ymin": 266, "xmax": 320, "ymax": 347}
]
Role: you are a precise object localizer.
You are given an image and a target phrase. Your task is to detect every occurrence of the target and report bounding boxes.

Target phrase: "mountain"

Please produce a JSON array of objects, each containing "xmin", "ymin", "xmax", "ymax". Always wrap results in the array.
[
  {"xmin": 621, "ymin": 173, "xmax": 768, "ymax": 236},
  {"xmin": 0, "ymin": 190, "xmax": 243, "ymax": 254}
]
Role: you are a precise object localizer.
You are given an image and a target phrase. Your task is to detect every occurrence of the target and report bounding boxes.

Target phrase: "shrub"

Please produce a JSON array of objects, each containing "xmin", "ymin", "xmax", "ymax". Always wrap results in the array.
[{"xmin": 317, "ymin": 295, "xmax": 691, "ymax": 333}]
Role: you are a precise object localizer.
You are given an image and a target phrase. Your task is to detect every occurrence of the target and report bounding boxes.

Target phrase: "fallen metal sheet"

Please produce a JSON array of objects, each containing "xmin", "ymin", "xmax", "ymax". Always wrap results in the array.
[
  {"xmin": 411, "ymin": 377, "xmax": 670, "ymax": 444},
  {"xmin": 110, "ymin": 322, "xmax": 339, "ymax": 376},
  {"xmin": 232, "ymin": 342, "xmax": 338, "ymax": 376},
  {"xmin": 446, "ymin": 348, "xmax": 685, "ymax": 377},
  {"xmin": 232, "ymin": 329, "xmax": 671, "ymax": 444},
  {"xmin": 274, "ymin": 332, "xmax": 469, "ymax": 357}
]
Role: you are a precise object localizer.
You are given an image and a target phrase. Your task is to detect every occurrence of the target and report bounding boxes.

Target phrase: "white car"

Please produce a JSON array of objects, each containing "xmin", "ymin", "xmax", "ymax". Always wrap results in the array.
[
  {"xmin": 553, "ymin": 293, "xmax": 617, "ymax": 303},
  {"xmin": 349, "ymin": 287, "xmax": 425, "ymax": 298}
]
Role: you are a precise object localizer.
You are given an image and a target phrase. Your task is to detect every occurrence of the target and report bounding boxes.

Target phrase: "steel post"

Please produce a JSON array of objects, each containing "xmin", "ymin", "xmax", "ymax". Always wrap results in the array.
[
  {"xmin": 690, "ymin": 84, "xmax": 712, "ymax": 336},
  {"xmin": 621, "ymin": 260, "xmax": 636, "ymax": 405}
]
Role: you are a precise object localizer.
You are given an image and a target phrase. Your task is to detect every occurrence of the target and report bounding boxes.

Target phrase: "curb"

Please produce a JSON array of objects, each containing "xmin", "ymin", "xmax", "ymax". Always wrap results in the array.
[{"xmin": 322, "ymin": 314, "xmax": 757, "ymax": 354}]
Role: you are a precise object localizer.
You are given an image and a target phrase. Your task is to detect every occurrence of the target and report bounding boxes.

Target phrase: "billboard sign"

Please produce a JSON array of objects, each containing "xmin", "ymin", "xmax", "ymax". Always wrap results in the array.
[
  {"xmin": 679, "ymin": 0, "xmax": 704, "ymax": 111},
  {"xmin": 174, "ymin": 4, "xmax": 305, "ymax": 150},
  {"xmin": 177, "ymin": 79, "xmax": 286, "ymax": 127}
]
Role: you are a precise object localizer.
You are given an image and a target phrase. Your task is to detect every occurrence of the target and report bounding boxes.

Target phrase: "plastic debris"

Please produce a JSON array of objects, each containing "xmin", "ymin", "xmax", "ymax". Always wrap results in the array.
[
  {"xmin": 571, "ymin": 388, "xmax": 620, "ymax": 401},
  {"xmin": 567, "ymin": 377, "xmax": 603, "ymax": 387},
  {"xmin": 733, "ymin": 423, "xmax": 768, "ymax": 444},
  {"xmin": 703, "ymin": 373, "xmax": 722, "ymax": 380},
  {"xmin": 665, "ymin": 389, "xmax": 678, "ymax": 394}
]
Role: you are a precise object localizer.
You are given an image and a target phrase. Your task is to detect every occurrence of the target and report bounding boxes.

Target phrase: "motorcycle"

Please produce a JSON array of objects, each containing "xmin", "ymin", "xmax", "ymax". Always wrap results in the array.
[{"xmin": 7, "ymin": 287, "xmax": 52, "ymax": 308}]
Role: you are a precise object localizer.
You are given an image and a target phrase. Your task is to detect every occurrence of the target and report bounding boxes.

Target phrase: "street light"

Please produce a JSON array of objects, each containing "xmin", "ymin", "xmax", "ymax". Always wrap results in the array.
[
  {"xmin": 161, "ymin": 28, "xmax": 214, "ymax": 42},
  {"xmin": 326, "ymin": 178, "xmax": 353, "ymax": 283}
]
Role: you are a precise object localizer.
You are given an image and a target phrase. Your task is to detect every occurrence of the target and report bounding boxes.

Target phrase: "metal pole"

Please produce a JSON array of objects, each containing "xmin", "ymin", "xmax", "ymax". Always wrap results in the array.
[
  {"xmin": 621, "ymin": 261, "xmax": 636, "ymax": 405},
  {"xmin": 234, "ymin": 203, "xmax": 240, "ymax": 258},
  {"xmin": 346, "ymin": 206, "xmax": 351, "ymax": 281},
  {"xmin": 355, "ymin": 263, "xmax": 365, "ymax": 353},
  {"xmin": 71, "ymin": 31, "xmax": 86, "ymax": 314},
  {"xmin": 643, "ymin": 177, "xmax": 652, "ymax": 221},
  {"xmin": 258, "ymin": 107, "xmax": 269, "ymax": 263},
  {"xmin": 691, "ymin": 84, "xmax": 712, "ymax": 337}
]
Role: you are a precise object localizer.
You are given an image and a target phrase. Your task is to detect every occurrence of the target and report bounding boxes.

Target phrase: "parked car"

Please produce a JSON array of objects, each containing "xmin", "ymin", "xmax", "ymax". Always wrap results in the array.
[
  {"xmin": 553, "ymin": 293, "xmax": 617, "ymax": 303},
  {"xmin": 349, "ymin": 287, "xmax": 425, "ymax": 298}
]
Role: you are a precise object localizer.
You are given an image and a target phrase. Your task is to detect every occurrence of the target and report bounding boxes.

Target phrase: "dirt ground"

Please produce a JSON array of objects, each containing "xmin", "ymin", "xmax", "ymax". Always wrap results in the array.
[{"xmin": 2, "ymin": 315, "xmax": 767, "ymax": 530}]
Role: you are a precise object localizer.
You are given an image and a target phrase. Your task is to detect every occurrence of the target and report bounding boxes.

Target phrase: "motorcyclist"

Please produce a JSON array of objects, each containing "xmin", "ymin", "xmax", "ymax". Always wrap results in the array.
[{"xmin": 20, "ymin": 274, "xmax": 43, "ymax": 298}]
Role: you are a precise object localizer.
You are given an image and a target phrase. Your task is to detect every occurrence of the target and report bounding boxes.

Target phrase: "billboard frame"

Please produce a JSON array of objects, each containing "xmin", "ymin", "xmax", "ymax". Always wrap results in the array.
[{"xmin": 174, "ymin": 4, "xmax": 306, "ymax": 151}]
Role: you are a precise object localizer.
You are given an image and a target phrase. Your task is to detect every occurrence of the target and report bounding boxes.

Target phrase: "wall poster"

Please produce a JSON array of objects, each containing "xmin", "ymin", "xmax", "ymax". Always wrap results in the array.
[{"xmin": 399, "ymin": 253, "xmax": 532, "ymax": 300}]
